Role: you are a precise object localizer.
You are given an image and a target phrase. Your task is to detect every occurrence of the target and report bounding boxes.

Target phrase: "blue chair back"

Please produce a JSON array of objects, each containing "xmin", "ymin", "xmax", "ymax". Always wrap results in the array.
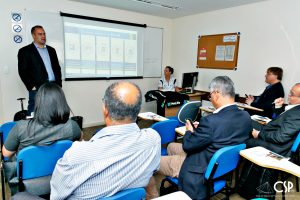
[
  {"xmin": 204, "ymin": 143, "xmax": 246, "ymax": 180},
  {"xmin": 102, "ymin": 188, "xmax": 146, "ymax": 200},
  {"xmin": 151, "ymin": 119, "xmax": 179, "ymax": 155},
  {"xmin": 177, "ymin": 101, "xmax": 201, "ymax": 124},
  {"xmin": 0, "ymin": 121, "xmax": 17, "ymax": 161},
  {"xmin": 291, "ymin": 132, "xmax": 300, "ymax": 153},
  {"xmin": 160, "ymin": 144, "xmax": 246, "ymax": 198},
  {"xmin": 151, "ymin": 119, "xmax": 178, "ymax": 145},
  {"xmin": 17, "ymin": 140, "xmax": 73, "ymax": 179}
]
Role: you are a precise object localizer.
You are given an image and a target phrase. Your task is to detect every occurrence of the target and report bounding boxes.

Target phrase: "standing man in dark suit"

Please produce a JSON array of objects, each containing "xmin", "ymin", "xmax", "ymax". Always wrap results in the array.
[
  {"xmin": 247, "ymin": 83, "xmax": 300, "ymax": 157},
  {"xmin": 245, "ymin": 67, "xmax": 284, "ymax": 118},
  {"xmin": 18, "ymin": 25, "xmax": 62, "ymax": 115},
  {"xmin": 147, "ymin": 76, "xmax": 252, "ymax": 199}
]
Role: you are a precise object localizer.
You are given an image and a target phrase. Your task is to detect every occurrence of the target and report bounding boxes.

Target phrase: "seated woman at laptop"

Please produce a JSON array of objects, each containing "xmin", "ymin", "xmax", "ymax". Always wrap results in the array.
[
  {"xmin": 158, "ymin": 66, "xmax": 182, "ymax": 92},
  {"xmin": 2, "ymin": 82, "xmax": 82, "ymax": 194}
]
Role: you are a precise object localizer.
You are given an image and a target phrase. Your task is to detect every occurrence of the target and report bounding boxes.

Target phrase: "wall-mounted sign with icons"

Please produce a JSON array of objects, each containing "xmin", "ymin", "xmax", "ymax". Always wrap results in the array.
[{"xmin": 11, "ymin": 12, "xmax": 23, "ymax": 44}]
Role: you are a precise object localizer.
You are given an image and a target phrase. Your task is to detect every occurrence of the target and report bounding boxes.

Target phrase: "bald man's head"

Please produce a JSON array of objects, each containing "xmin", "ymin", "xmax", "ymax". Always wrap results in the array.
[
  {"xmin": 103, "ymin": 81, "xmax": 142, "ymax": 122},
  {"xmin": 288, "ymin": 83, "xmax": 300, "ymax": 105}
]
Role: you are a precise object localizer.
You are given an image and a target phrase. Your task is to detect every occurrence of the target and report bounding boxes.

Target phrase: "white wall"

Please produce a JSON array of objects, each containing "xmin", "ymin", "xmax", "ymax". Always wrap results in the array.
[
  {"xmin": 172, "ymin": 0, "xmax": 300, "ymax": 98},
  {"xmin": 0, "ymin": 0, "xmax": 173, "ymax": 126}
]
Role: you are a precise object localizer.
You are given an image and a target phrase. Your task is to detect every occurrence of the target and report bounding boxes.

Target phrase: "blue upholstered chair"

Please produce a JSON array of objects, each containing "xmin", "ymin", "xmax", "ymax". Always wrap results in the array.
[
  {"xmin": 151, "ymin": 119, "xmax": 179, "ymax": 155},
  {"xmin": 0, "ymin": 121, "xmax": 17, "ymax": 200},
  {"xmin": 11, "ymin": 187, "xmax": 146, "ymax": 200},
  {"xmin": 282, "ymin": 131, "xmax": 300, "ymax": 198},
  {"xmin": 16, "ymin": 140, "xmax": 73, "ymax": 196},
  {"xmin": 0, "ymin": 121, "xmax": 17, "ymax": 161},
  {"xmin": 101, "ymin": 188, "xmax": 146, "ymax": 200},
  {"xmin": 160, "ymin": 144, "xmax": 246, "ymax": 199}
]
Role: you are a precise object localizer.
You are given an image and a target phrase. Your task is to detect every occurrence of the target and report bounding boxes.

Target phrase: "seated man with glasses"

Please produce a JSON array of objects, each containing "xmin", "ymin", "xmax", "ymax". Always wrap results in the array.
[
  {"xmin": 246, "ymin": 83, "xmax": 300, "ymax": 157},
  {"xmin": 147, "ymin": 76, "xmax": 252, "ymax": 200},
  {"xmin": 245, "ymin": 67, "xmax": 284, "ymax": 118}
]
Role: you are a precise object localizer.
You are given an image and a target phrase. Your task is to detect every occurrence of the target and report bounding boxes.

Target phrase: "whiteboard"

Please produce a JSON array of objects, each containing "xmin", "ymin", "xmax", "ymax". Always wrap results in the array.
[
  {"xmin": 143, "ymin": 27, "xmax": 163, "ymax": 77},
  {"xmin": 24, "ymin": 10, "xmax": 162, "ymax": 78}
]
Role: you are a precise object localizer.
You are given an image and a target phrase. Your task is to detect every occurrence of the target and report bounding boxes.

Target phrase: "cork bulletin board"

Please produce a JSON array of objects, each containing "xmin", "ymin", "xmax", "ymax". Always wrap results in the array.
[{"xmin": 197, "ymin": 32, "xmax": 240, "ymax": 70}]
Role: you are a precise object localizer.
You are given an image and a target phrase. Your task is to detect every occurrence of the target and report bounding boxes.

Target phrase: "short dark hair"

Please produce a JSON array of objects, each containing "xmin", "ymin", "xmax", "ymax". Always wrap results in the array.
[
  {"xmin": 33, "ymin": 83, "xmax": 70, "ymax": 126},
  {"xmin": 31, "ymin": 25, "xmax": 44, "ymax": 34},
  {"xmin": 165, "ymin": 66, "xmax": 174, "ymax": 74},
  {"xmin": 209, "ymin": 76, "xmax": 235, "ymax": 98},
  {"xmin": 103, "ymin": 81, "xmax": 142, "ymax": 121},
  {"xmin": 267, "ymin": 67, "xmax": 283, "ymax": 80}
]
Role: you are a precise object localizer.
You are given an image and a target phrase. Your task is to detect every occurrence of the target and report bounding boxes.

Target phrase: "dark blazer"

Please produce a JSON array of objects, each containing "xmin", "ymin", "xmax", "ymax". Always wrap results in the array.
[
  {"xmin": 250, "ymin": 82, "xmax": 284, "ymax": 118},
  {"xmin": 18, "ymin": 43, "xmax": 62, "ymax": 91},
  {"xmin": 247, "ymin": 105, "xmax": 300, "ymax": 157},
  {"xmin": 178, "ymin": 105, "xmax": 252, "ymax": 200}
]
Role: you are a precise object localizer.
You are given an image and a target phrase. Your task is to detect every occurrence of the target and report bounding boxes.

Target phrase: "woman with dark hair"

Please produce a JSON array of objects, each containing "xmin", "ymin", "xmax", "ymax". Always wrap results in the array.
[
  {"xmin": 158, "ymin": 66, "xmax": 181, "ymax": 92},
  {"xmin": 2, "ymin": 82, "xmax": 82, "ymax": 191}
]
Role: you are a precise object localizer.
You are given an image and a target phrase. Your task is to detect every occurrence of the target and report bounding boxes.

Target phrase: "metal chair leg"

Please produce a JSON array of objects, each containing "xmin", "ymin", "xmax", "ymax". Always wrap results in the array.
[{"xmin": 1, "ymin": 164, "xmax": 6, "ymax": 200}]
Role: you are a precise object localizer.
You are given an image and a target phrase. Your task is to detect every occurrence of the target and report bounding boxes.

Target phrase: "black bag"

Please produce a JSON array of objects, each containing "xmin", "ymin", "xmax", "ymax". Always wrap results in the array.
[
  {"xmin": 238, "ymin": 160, "xmax": 279, "ymax": 200},
  {"xmin": 13, "ymin": 98, "xmax": 28, "ymax": 121}
]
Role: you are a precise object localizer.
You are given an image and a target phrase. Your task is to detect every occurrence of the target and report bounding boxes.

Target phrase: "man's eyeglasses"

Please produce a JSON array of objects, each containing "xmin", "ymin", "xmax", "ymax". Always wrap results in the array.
[
  {"xmin": 208, "ymin": 91, "xmax": 218, "ymax": 100},
  {"xmin": 288, "ymin": 91, "xmax": 300, "ymax": 98}
]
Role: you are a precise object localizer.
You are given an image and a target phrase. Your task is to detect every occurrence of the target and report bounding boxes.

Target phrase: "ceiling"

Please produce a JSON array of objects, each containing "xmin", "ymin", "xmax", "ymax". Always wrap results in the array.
[{"xmin": 70, "ymin": 0, "xmax": 268, "ymax": 18}]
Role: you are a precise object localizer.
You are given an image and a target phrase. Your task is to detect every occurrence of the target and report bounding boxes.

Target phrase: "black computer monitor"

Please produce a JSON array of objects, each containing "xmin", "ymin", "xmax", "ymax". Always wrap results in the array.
[{"xmin": 181, "ymin": 72, "xmax": 198, "ymax": 93}]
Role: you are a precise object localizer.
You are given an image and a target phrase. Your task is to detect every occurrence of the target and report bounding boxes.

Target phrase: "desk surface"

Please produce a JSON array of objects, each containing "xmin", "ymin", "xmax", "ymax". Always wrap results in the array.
[
  {"xmin": 138, "ymin": 112, "xmax": 168, "ymax": 121},
  {"xmin": 240, "ymin": 147, "xmax": 300, "ymax": 178},
  {"xmin": 186, "ymin": 91, "xmax": 206, "ymax": 97},
  {"xmin": 154, "ymin": 191, "xmax": 192, "ymax": 200},
  {"xmin": 175, "ymin": 126, "xmax": 186, "ymax": 136},
  {"xmin": 200, "ymin": 102, "xmax": 264, "ymax": 113}
]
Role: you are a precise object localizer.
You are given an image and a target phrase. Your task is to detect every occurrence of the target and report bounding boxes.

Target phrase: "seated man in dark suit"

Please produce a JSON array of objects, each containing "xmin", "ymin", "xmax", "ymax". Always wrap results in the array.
[
  {"xmin": 246, "ymin": 83, "xmax": 300, "ymax": 157},
  {"xmin": 146, "ymin": 76, "xmax": 252, "ymax": 199},
  {"xmin": 245, "ymin": 67, "xmax": 284, "ymax": 118}
]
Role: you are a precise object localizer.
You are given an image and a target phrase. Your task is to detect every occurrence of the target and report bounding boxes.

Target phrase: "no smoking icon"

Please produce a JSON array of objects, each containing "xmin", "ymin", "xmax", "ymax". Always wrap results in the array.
[
  {"xmin": 13, "ymin": 35, "xmax": 23, "ymax": 43},
  {"xmin": 12, "ymin": 13, "xmax": 22, "ymax": 22},
  {"xmin": 12, "ymin": 24, "xmax": 22, "ymax": 33}
]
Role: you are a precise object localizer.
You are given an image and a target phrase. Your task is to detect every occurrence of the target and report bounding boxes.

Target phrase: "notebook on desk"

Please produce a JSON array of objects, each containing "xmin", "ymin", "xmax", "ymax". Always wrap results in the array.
[{"xmin": 251, "ymin": 115, "xmax": 271, "ymax": 124}]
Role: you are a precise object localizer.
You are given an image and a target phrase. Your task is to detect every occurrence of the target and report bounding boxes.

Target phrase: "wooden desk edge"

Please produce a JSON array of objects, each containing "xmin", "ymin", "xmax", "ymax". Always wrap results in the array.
[{"xmin": 236, "ymin": 103, "xmax": 264, "ymax": 112}]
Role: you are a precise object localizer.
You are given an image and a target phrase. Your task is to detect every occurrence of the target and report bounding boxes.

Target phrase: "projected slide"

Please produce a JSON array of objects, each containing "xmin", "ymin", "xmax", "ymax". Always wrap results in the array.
[{"xmin": 64, "ymin": 22, "xmax": 138, "ymax": 78}]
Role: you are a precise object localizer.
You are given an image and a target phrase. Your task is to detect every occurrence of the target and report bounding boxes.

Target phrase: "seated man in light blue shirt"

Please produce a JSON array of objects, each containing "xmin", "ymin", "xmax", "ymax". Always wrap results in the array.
[{"xmin": 50, "ymin": 81, "xmax": 161, "ymax": 199}]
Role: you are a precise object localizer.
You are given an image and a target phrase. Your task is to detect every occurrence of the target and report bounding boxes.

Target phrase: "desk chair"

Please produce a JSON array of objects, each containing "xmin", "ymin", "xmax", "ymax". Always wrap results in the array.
[
  {"xmin": 151, "ymin": 120, "xmax": 179, "ymax": 155},
  {"xmin": 16, "ymin": 140, "xmax": 73, "ymax": 196},
  {"xmin": 160, "ymin": 144, "xmax": 246, "ymax": 199},
  {"xmin": 101, "ymin": 188, "xmax": 146, "ymax": 200},
  {"xmin": 290, "ymin": 132, "xmax": 300, "ymax": 192},
  {"xmin": 0, "ymin": 122, "xmax": 17, "ymax": 161},
  {"xmin": 168, "ymin": 101, "xmax": 202, "ymax": 126},
  {"xmin": 281, "ymin": 131, "xmax": 300, "ymax": 199},
  {"xmin": 0, "ymin": 121, "xmax": 16, "ymax": 200}
]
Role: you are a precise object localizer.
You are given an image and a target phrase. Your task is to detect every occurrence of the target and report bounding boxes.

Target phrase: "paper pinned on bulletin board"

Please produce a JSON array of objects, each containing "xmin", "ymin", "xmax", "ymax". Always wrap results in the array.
[{"xmin": 199, "ymin": 47, "xmax": 207, "ymax": 60}]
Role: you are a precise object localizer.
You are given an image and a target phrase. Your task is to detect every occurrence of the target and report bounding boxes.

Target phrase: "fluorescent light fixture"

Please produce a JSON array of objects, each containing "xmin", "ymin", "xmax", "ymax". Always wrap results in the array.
[{"xmin": 132, "ymin": 0, "xmax": 179, "ymax": 10}]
